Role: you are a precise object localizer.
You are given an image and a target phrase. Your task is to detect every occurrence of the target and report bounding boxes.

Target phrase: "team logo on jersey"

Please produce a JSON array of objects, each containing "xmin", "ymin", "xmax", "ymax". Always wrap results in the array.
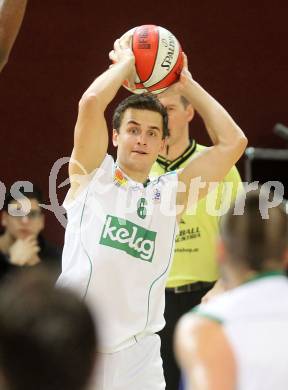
[
  {"xmin": 137, "ymin": 198, "xmax": 147, "ymax": 219},
  {"xmin": 113, "ymin": 168, "xmax": 128, "ymax": 187},
  {"xmin": 152, "ymin": 187, "xmax": 161, "ymax": 202},
  {"xmin": 99, "ymin": 215, "xmax": 156, "ymax": 262}
]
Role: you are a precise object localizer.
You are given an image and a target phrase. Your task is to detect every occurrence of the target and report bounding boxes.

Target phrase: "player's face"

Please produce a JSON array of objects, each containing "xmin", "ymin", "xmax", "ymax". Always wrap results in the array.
[
  {"xmin": 113, "ymin": 108, "xmax": 166, "ymax": 175},
  {"xmin": 158, "ymin": 94, "xmax": 194, "ymax": 146},
  {"xmin": 2, "ymin": 199, "xmax": 44, "ymax": 240}
]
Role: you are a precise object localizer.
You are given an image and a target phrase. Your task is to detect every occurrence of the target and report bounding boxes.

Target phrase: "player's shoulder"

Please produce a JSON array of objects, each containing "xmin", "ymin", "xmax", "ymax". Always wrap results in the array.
[
  {"xmin": 64, "ymin": 154, "xmax": 115, "ymax": 208},
  {"xmin": 175, "ymin": 310, "xmax": 236, "ymax": 389},
  {"xmin": 149, "ymin": 170, "xmax": 178, "ymax": 186},
  {"xmin": 175, "ymin": 311, "xmax": 226, "ymax": 357},
  {"xmin": 192, "ymin": 286, "xmax": 246, "ymax": 324},
  {"xmin": 193, "ymin": 276, "xmax": 279, "ymax": 323}
]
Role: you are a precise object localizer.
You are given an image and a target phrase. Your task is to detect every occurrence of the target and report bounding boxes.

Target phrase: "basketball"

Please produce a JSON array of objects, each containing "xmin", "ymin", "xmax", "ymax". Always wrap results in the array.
[{"xmin": 123, "ymin": 25, "xmax": 183, "ymax": 94}]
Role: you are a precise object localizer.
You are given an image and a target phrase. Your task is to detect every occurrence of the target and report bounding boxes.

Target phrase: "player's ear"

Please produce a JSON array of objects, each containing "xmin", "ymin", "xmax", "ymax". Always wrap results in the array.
[
  {"xmin": 112, "ymin": 129, "xmax": 119, "ymax": 147},
  {"xmin": 186, "ymin": 103, "xmax": 195, "ymax": 123},
  {"xmin": 159, "ymin": 136, "xmax": 167, "ymax": 153}
]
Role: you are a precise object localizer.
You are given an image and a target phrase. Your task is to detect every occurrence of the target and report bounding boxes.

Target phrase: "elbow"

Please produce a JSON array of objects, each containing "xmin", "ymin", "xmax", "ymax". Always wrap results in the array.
[
  {"xmin": 79, "ymin": 92, "xmax": 106, "ymax": 113},
  {"xmin": 231, "ymin": 134, "xmax": 248, "ymax": 160},
  {"xmin": 79, "ymin": 93, "xmax": 98, "ymax": 108},
  {"xmin": 237, "ymin": 134, "xmax": 248, "ymax": 153},
  {"xmin": 222, "ymin": 132, "xmax": 248, "ymax": 162}
]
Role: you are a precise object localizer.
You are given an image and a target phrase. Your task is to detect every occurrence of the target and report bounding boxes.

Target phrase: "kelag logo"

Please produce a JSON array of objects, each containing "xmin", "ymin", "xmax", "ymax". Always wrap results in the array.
[{"xmin": 99, "ymin": 215, "xmax": 156, "ymax": 262}]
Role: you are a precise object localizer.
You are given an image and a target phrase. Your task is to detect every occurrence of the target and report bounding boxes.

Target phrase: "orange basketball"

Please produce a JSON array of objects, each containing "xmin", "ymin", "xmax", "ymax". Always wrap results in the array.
[{"xmin": 124, "ymin": 25, "xmax": 183, "ymax": 94}]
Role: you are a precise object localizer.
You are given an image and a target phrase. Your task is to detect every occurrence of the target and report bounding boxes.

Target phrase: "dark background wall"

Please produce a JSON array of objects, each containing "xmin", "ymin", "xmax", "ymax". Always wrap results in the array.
[{"xmin": 0, "ymin": 0, "xmax": 287, "ymax": 245}]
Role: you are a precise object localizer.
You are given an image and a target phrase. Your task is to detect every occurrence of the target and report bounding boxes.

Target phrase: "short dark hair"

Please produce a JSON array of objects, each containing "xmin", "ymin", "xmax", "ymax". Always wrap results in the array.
[
  {"xmin": 221, "ymin": 190, "xmax": 288, "ymax": 272},
  {"xmin": 3, "ymin": 184, "xmax": 43, "ymax": 211},
  {"xmin": 0, "ymin": 271, "xmax": 97, "ymax": 390},
  {"xmin": 112, "ymin": 93, "xmax": 169, "ymax": 138}
]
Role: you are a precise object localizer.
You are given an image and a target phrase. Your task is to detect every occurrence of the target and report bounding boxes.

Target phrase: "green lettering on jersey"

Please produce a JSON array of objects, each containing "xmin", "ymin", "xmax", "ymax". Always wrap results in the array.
[
  {"xmin": 99, "ymin": 215, "xmax": 156, "ymax": 262},
  {"xmin": 137, "ymin": 198, "xmax": 147, "ymax": 219}
]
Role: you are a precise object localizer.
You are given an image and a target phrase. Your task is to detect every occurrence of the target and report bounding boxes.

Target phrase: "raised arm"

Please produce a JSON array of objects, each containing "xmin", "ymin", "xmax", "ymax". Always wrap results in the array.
[
  {"xmin": 69, "ymin": 37, "xmax": 135, "ymax": 196},
  {"xmin": 166, "ymin": 55, "xmax": 247, "ymax": 210},
  {"xmin": 0, "ymin": 0, "xmax": 27, "ymax": 72}
]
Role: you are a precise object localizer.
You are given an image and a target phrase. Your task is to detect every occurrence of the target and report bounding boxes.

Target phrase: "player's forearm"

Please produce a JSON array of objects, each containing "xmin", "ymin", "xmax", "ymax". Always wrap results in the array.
[
  {"xmin": 81, "ymin": 58, "xmax": 134, "ymax": 111},
  {"xmin": 0, "ymin": 0, "xmax": 27, "ymax": 71},
  {"xmin": 184, "ymin": 80, "xmax": 247, "ymax": 151}
]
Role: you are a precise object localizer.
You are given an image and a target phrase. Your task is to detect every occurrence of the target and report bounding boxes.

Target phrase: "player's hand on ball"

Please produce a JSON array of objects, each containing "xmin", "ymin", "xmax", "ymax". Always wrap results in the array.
[
  {"xmin": 109, "ymin": 34, "xmax": 136, "ymax": 90},
  {"xmin": 179, "ymin": 53, "xmax": 193, "ymax": 84},
  {"xmin": 160, "ymin": 53, "xmax": 193, "ymax": 97}
]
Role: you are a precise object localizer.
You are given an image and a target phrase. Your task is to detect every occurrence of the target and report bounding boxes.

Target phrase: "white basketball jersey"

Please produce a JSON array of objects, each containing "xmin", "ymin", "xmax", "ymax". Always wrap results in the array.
[
  {"xmin": 196, "ymin": 273, "xmax": 288, "ymax": 390},
  {"xmin": 58, "ymin": 155, "xmax": 178, "ymax": 352}
]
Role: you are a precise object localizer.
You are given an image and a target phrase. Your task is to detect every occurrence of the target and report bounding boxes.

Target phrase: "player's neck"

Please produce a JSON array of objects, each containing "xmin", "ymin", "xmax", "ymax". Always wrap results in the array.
[
  {"xmin": 225, "ymin": 267, "xmax": 258, "ymax": 289},
  {"xmin": 160, "ymin": 133, "xmax": 191, "ymax": 161},
  {"xmin": 118, "ymin": 163, "xmax": 149, "ymax": 184}
]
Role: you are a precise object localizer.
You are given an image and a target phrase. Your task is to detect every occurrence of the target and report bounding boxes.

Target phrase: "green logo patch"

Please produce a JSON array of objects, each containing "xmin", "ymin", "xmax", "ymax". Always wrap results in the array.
[{"xmin": 99, "ymin": 215, "xmax": 156, "ymax": 262}]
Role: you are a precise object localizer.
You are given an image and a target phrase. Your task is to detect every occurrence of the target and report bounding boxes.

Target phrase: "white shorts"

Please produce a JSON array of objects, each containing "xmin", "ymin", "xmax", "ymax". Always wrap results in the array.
[{"xmin": 90, "ymin": 334, "xmax": 165, "ymax": 390}]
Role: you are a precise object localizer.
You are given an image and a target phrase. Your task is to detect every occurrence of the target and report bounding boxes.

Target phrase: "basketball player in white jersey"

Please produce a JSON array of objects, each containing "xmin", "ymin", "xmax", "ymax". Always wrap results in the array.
[
  {"xmin": 57, "ymin": 33, "xmax": 247, "ymax": 390},
  {"xmin": 175, "ymin": 190, "xmax": 288, "ymax": 390}
]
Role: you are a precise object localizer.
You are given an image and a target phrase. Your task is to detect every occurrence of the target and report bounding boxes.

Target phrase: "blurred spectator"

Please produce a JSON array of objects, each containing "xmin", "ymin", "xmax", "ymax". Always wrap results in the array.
[
  {"xmin": 0, "ymin": 269, "xmax": 97, "ymax": 390},
  {"xmin": 0, "ymin": 185, "xmax": 61, "ymax": 282}
]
